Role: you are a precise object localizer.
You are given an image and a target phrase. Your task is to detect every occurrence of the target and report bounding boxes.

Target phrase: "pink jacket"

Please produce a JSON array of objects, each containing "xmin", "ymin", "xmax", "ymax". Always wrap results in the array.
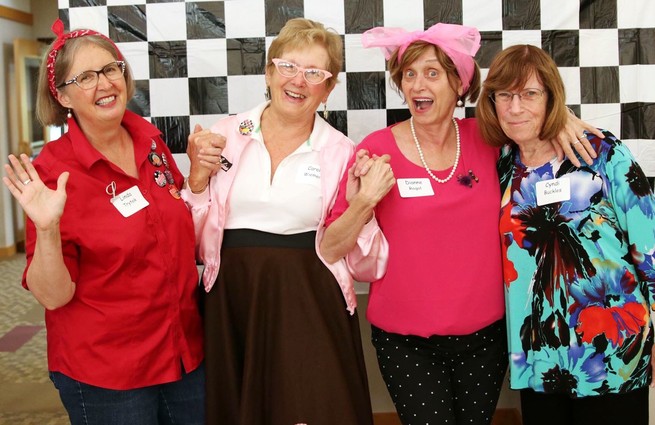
[{"xmin": 181, "ymin": 102, "xmax": 388, "ymax": 314}]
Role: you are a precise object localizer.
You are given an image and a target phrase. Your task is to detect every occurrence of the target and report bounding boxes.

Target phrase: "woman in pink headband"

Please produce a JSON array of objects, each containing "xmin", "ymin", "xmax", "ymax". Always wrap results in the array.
[
  {"xmin": 321, "ymin": 23, "xmax": 602, "ymax": 425},
  {"xmin": 3, "ymin": 19, "xmax": 204, "ymax": 424}
]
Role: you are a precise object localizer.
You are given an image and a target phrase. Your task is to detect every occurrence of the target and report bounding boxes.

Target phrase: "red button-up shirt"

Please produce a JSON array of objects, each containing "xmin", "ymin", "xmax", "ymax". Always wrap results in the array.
[{"xmin": 23, "ymin": 111, "xmax": 203, "ymax": 390}]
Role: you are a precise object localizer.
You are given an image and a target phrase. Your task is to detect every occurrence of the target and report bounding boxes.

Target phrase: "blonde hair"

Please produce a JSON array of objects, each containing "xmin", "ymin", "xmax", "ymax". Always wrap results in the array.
[
  {"xmin": 476, "ymin": 44, "xmax": 568, "ymax": 147},
  {"xmin": 387, "ymin": 41, "xmax": 481, "ymax": 103},
  {"xmin": 266, "ymin": 18, "xmax": 343, "ymax": 90},
  {"xmin": 36, "ymin": 35, "xmax": 135, "ymax": 126}
]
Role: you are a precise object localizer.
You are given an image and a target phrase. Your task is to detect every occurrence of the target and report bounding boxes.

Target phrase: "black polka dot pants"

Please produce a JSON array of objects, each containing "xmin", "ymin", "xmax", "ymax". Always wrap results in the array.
[{"xmin": 371, "ymin": 319, "xmax": 508, "ymax": 425}]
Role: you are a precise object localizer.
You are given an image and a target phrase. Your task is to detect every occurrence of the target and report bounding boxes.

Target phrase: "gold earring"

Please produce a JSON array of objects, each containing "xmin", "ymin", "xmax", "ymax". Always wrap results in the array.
[{"xmin": 322, "ymin": 103, "xmax": 329, "ymax": 120}]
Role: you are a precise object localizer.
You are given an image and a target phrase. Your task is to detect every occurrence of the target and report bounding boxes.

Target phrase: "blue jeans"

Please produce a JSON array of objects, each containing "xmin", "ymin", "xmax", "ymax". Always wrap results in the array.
[{"xmin": 49, "ymin": 363, "xmax": 205, "ymax": 425}]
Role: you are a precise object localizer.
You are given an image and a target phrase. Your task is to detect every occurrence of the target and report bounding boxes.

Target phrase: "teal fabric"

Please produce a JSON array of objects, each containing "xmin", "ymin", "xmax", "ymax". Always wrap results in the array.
[{"xmin": 498, "ymin": 130, "xmax": 655, "ymax": 397}]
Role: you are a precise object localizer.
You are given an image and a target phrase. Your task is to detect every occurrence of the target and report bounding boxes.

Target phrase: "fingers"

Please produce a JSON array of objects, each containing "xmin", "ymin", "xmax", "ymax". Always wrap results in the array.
[
  {"xmin": 572, "ymin": 134, "xmax": 594, "ymax": 166},
  {"xmin": 354, "ymin": 152, "xmax": 392, "ymax": 177},
  {"xmin": 2, "ymin": 176, "xmax": 22, "ymax": 199},
  {"xmin": 584, "ymin": 125, "xmax": 604, "ymax": 140},
  {"xmin": 362, "ymin": 160, "xmax": 396, "ymax": 202},
  {"xmin": 378, "ymin": 154, "xmax": 391, "ymax": 163},
  {"xmin": 5, "ymin": 154, "xmax": 35, "ymax": 190},
  {"xmin": 562, "ymin": 114, "xmax": 598, "ymax": 167},
  {"xmin": 552, "ymin": 141, "xmax": 565, "ymax": 163},
  {"xmin": 353, "ymin": 149, "xmax": 371, "ymax": 177},
  {"xmin": 56, "ymin": 171, "xmax": 70, "ymax": 193},
  {"xmin": 560, "ymin": 143, "xmax": 581, "ymax": 168},
  {"xmin": 188, "ymin": 130, "xmax": 227, "ymax": 173}
]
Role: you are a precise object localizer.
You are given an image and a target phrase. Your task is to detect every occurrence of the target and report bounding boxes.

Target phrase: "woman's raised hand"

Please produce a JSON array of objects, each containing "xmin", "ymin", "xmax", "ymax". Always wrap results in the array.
[
  {"xmin": 346, "ymin": 150, "xmax": 395, "ymax": 206},
  {"xmin": 358, "ymin": 154, "xmax": 395, "ymax": 205},
  {"xmin": 3, "ymin": 154, "xmax": 69, "ymax": 231},
  {"xmin": 186, "ymin": 124, "xmax": 226, "ymax": 192}
]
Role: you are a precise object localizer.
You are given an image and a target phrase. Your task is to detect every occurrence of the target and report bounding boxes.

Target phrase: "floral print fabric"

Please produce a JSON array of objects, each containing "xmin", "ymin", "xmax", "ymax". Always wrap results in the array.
[{"xmin": 498, "ymin": 130, "xmax": 655, "ymax": 397}]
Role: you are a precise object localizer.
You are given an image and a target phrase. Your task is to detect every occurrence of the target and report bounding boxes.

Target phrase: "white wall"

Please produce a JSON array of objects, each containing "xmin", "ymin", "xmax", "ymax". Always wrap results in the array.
[{"xmin": 0, "ymin": 6, "xmax": 33, "ymax": 250}]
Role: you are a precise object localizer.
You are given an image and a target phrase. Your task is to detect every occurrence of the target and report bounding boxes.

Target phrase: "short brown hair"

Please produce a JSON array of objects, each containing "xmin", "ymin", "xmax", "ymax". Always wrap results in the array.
[
  {"xmin": 36, "ymin": 35, "xmax": 135, "ymax": 126},
  {"xmin": 266, "ymin": 18, "xmax": 343, "ymax": 90},
  {"xmin": 476, "ymin": 44, "xmax": 568, "ymax": 147},
  {"xmin": 387, "ymin": 41, "xmax": 481, "ymax": 104}
]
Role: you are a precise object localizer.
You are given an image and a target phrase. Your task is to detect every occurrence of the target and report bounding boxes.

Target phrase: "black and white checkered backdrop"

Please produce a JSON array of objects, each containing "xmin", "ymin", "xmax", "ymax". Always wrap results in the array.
[{"xmin": 57, "ymin": 0, "xmax": 655, "ymax": 179}]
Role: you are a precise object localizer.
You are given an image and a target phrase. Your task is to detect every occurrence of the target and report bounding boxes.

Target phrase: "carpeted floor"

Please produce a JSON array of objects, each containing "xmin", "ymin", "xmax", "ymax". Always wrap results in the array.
[{"xmin": 0, "ymin": 255, "xmax": 68, "ymax": 424}]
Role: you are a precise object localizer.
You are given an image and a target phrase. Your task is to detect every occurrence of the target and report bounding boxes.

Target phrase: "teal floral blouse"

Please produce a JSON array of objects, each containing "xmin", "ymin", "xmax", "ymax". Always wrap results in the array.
[{"xmin": 498, "ymin": 130, "xmax": 655, "ymax": 397}]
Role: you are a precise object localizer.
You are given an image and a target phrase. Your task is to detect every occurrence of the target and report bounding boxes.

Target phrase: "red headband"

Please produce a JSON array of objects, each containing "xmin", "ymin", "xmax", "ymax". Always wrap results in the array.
[{"xmin": 46, "ymin": 19, "xmax": 123, "ymax": 99}]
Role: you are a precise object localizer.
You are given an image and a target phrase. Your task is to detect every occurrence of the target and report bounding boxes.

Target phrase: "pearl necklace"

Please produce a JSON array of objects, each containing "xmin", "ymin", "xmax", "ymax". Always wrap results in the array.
[{"xmin": 410, "ymin": 116, "xmax": 461, "ymax": 184}]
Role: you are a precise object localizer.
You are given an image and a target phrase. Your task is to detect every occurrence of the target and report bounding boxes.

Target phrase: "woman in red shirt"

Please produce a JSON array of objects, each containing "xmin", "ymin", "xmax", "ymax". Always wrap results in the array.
[{"xmin": 2, "ymin": 20, "xmax": 204, "ymax": 425}]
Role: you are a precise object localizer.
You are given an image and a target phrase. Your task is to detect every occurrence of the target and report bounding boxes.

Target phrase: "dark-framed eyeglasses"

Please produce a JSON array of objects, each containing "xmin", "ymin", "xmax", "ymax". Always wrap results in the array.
[
  {"xmin": 271, "ymin": 58, "xmax": 333, "ymax": 85},
  {"xmin": 57, "ymin": 61, "xmax": 126, "ymax": 90},
  {"xmin": 489, "ymin": 88, "xmax": 545, "ymax": 104}
]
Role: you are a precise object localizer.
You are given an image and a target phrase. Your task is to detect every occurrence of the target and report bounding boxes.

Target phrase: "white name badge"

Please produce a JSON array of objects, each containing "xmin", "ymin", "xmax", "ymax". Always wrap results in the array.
[
  {"xmin": 535, "ymin": 177, "xmax": 571, "ymax": 206},
  {"xmin": 296, "ymin": 163, "xmax": 321, "ymax": 184},
  {"xmin": 397, "ymin": 178, "xmax": 435, "ymax": 198},
  {"xmin": 110, "ymin": 185, "xmax": 150, "ymax": 217}
]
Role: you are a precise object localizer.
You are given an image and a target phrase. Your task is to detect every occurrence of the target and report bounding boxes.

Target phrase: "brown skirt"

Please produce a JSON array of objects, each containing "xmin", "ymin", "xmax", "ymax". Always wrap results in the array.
[{"xmin": 203, "ymin": 229, "xmax": 373, "ymax": 425}]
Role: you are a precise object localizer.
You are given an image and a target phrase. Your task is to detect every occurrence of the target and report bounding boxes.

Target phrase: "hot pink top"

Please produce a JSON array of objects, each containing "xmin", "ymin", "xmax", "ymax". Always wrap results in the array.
[{"xmin": 327, "ymin": 118, "xmax": 504, "ymax": 337}]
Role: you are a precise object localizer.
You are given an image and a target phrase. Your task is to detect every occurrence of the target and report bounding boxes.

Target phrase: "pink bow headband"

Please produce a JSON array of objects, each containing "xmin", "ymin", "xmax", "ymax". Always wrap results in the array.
[
  {"xmin": 361, "ymin": 23, "xmax": 481, "ymax": 92},
  {"xmin": 46, "ymin": 19, "xmax": 123, "ymax": 99}
]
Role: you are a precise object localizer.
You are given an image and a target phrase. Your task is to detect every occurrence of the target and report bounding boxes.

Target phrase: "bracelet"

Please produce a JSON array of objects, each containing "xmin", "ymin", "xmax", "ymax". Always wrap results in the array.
[{"xmin": 188, "ymin": 180, "xmax": 208, "ymax": 194}]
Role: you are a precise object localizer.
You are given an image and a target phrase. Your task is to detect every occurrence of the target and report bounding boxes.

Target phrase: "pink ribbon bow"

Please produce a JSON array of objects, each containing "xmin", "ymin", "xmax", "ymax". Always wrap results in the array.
[
  {"xmin": 46, "ymin": 19, "xmax": 123, "ymax": 99},
  {"xmin": 361, "ymin": 23, "xmax": 481, "ymax": 92}
]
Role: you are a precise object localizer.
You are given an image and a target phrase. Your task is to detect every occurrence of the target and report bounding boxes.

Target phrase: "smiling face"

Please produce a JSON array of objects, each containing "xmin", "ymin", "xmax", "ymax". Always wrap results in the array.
[
  {"xmin": 56, "ymin": 42, "xmax": 127, "ymax": 129},
  {"xmin": 265, "ymin": 43, "xmax": 334, "ymax": 123},
  {"xmin": 400, "ymin": 47, "xmax": 461, "ymax": 126},
  {"xmin": 494, "ymin": 73, "xmax": 548, "ymax": 146}
]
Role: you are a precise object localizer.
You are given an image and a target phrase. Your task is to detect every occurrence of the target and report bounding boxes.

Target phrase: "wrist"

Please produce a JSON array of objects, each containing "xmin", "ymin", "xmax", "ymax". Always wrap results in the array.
[
  {"xmin": 349, "ymin": 194, "xmax": 376, "ymax": 221},
  {"xmin": 187, "ymin": 178, "xmax": 209, "ymax": 194}
]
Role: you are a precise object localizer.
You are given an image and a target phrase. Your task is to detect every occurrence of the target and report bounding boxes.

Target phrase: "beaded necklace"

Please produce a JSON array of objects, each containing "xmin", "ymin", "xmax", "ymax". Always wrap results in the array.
[{"xmin": 409, "ymin": 116, "xmax": 460, "ymax": 184}]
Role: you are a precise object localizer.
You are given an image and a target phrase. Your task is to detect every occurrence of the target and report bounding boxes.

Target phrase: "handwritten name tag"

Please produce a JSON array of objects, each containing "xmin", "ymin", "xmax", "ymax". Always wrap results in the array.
[
  {"xmin": 535, "ymin": 177, "xmax": 570, "ymax": 206},
  {"xmin": 110, "ymin": 185, "xmax": 149, "ymax": 217},
  {"xmin": 397, "ymin": 178, "xmax": 434, "ymax": 198},
  {"xmin": 296, "ymin": 164, "xmax": 321, "ymax": 185}
]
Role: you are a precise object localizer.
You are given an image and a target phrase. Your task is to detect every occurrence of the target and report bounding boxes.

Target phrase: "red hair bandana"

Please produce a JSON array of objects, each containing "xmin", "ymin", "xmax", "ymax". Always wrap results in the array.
[{"xmin": 46, "ymin": 19, "xmax": 123, "ymax": 99}]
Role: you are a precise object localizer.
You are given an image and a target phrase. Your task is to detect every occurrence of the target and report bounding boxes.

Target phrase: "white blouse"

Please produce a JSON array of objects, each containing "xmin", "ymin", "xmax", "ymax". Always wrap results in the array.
[{"xmin": 224, "ymin": 127, "xmax": 323, "ymax": 234}]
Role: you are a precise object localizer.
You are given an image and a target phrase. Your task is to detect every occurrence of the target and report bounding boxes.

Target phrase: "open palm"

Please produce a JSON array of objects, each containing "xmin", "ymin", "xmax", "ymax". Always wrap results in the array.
[{"xmin": 3, "ymin": 154, "xmax": 69, "ymax": 231}]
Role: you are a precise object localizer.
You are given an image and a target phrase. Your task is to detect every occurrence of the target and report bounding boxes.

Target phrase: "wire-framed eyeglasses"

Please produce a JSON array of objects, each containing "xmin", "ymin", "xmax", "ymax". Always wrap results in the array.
[
  {"xmin": 57, "ymin": 61, "xmax": 126, "ymax": 90},
  {"xmin": 490, "ymin": 88, "xmax": 545, "ymax": 104},
  {"xmin": 271, "ymin": 58, "xmax": 332, "ymax": 85}
]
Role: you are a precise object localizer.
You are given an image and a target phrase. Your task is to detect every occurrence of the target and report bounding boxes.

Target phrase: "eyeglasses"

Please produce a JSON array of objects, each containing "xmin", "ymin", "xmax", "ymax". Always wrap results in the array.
[
  {"xmin": 271, "ymin": 58, "xmax": 333, "ymax": 85},
  {"xmin": 489, "ymin": 88, "xmax": 545, "ymax": 104},
  {"xmin": 57, "ymin": 61, "xmax": 126, "ymax": 90}
]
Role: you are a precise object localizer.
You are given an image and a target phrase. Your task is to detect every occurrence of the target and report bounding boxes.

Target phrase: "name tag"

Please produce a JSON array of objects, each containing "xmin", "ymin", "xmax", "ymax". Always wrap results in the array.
[
  {"xmin": 110, "ymin": 185, "xmax": 149, "ymax": 217},
  {"xmin": 535, "ymin": 177, "xmax": 570, "ymax": 206},
  {"xmin": 296, "ymin": 163, "xmax": 321, "ymax": 184},
  {"xmin": 397, "ymin": 178, "xmax": 434, "ymax": 198}
]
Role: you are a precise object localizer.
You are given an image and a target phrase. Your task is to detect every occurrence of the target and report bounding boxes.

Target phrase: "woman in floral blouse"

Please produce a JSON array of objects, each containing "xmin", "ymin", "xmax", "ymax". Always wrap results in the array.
[{"xmin": 477, "ymin": 44, "xmax": 655, "ymax": 425}]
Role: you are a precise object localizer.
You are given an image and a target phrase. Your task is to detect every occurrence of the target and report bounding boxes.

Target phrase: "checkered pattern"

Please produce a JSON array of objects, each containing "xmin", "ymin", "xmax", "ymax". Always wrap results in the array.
[{"xmin": 57, "ymin": 0, "xmax": 655, "ymax": 177}]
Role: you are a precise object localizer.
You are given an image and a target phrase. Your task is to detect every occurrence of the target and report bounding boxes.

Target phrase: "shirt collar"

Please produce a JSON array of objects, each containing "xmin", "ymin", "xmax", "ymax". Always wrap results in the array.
[
  {"xmin": 69, "ymin": 110, "xmax": 162, "ymax": 170},
  {"xmin": 236, "ymin": 101, "xmax": 334, "ymax": 152}
]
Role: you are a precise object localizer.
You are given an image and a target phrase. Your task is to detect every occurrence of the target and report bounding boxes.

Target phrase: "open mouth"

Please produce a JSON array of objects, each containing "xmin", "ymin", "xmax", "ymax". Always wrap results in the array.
[{"xmin": 414, "ymin": 98, "xmax": 433, "ymax": 111}]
